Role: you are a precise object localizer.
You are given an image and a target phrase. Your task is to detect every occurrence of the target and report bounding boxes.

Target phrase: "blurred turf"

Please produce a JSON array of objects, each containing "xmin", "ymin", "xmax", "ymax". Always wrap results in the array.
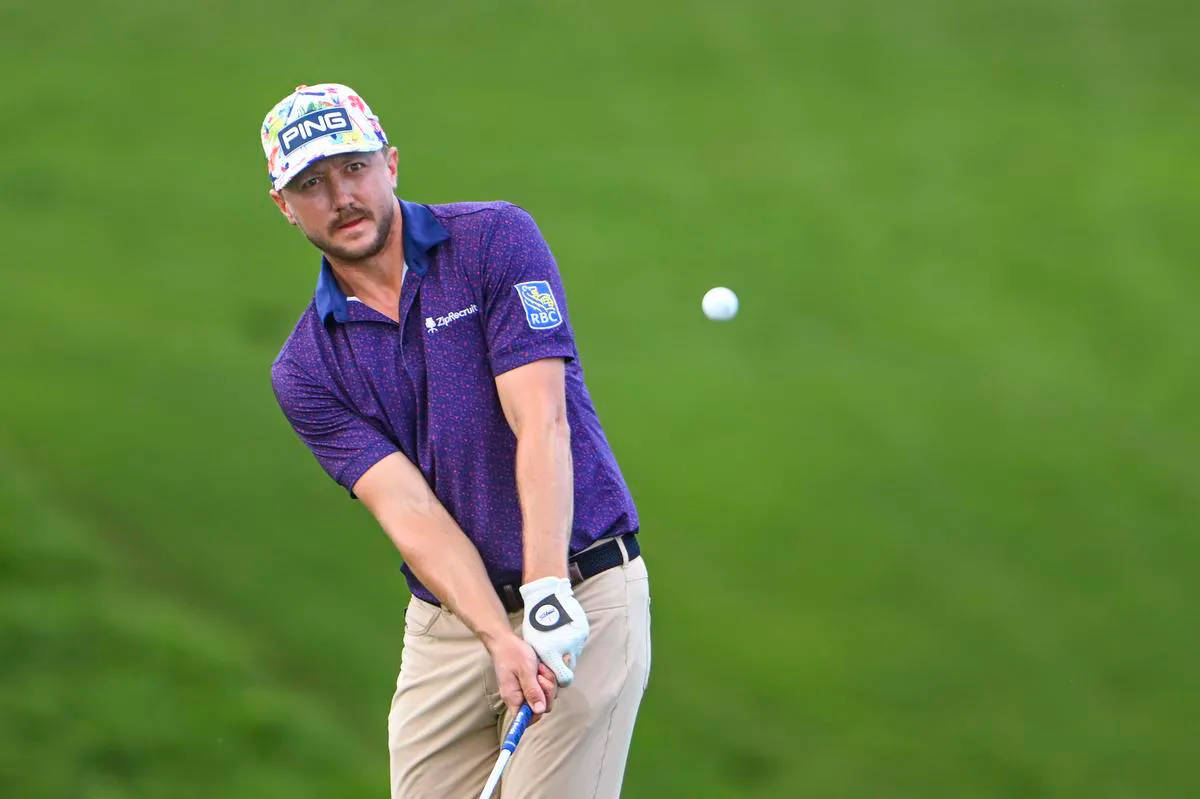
[{"xmin": 2, "ymin": 0, "xmax": 1197, "ymax": 796}]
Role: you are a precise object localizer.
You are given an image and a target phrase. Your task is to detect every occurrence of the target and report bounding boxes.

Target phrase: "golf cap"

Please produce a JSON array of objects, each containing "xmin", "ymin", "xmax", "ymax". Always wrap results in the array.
[{"xmin": 261, "ymin": 83, "xmax": 388, "ymax": 191}]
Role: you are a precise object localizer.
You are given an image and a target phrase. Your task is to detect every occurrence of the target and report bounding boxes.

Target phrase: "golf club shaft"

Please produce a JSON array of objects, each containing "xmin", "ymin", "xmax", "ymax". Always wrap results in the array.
[{"xmin": 478, "ymin": 703, "xmax": 533, "ymax": 799}]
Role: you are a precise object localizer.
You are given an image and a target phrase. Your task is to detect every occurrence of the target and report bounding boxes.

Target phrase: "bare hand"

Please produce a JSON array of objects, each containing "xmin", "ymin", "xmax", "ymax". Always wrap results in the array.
[{"xmin": 488, "ymin": 632, "xmax": 560, "ymax": 723}]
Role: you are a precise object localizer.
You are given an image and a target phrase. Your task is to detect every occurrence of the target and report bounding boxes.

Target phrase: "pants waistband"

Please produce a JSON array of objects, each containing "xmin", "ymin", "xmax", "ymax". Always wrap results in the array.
[{"xmin": 495, "ymin": 533, "xmax": 640, "ymax": 614}]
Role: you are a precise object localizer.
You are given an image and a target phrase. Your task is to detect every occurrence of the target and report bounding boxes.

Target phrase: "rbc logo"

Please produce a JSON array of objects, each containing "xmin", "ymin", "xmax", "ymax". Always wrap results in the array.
[
  {"xmin": 514, "ymin": 281, "xmax": 562, "ymax": 330},
  {"xmin": 278, "ymin": 108, "xmax": 351, "ymax": 155}
]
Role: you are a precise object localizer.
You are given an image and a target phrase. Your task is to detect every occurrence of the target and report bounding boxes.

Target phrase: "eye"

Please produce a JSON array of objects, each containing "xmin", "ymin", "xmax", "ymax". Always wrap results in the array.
[
  {"xmin": 346, "ymin": 161, "xmax": 366, "ymax": 172},
  {"xmin": 299, "ymin": 175, "xmax": 321, "ymax": 190}
]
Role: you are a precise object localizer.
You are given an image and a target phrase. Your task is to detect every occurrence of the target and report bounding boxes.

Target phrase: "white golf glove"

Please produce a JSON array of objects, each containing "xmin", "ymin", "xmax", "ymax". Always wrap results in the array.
[{"xmin": 520, "ymin": 576, "xmax": 589, "ymax": 686}]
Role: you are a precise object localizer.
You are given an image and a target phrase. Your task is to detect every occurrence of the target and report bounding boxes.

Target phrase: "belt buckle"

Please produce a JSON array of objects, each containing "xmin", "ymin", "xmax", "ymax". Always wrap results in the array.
[{"xmin": 500, "ymin": 583, "xmax": 521, "ymax": 613}]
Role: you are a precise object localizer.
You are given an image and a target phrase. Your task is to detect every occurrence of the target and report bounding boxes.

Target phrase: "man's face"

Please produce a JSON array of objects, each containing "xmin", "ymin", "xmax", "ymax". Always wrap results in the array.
[{"xmin": 270, "ymin": 148, "xmax": 399, "ymax": 262}]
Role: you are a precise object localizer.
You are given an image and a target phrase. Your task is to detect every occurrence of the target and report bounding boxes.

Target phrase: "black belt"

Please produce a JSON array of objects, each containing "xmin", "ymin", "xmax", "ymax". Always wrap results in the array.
[{"xmin": 496, "ymin": 533, "xmax": 640, "ymax": 614}]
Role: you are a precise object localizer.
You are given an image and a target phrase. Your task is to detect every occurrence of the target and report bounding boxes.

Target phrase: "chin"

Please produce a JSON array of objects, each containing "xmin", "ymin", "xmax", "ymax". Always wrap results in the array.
[{"xmin": 326, "ymin": 234, "xmax": 387, "ymax": 262}]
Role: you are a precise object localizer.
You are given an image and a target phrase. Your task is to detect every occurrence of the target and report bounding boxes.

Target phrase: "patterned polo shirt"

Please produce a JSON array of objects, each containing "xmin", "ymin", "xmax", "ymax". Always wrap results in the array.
[{"xmin": 270, "ymin": 199, "xmax": 639, "ymax": 603}]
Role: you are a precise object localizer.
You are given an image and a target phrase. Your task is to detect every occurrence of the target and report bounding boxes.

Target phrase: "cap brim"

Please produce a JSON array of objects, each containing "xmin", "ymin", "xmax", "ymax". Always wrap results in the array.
[{"xmin": 272, "ymin": 140, "xmax": 385, "ymax": 191}]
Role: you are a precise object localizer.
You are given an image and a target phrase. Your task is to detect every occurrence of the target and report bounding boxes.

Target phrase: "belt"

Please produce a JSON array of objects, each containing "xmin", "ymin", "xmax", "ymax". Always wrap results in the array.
[{"xmin": 496, "ymin": 533, "xmax": 640, "ymax": 614}]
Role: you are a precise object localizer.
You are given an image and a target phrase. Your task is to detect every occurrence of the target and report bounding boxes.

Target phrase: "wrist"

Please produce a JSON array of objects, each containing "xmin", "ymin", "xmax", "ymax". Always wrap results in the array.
[
  {"xmin": 520, "ymin": 575, "xmax": 569, "ymax": 601},
  {"xmin": 477, "ymin": 623, "xmax": 520, "ymax": 655},
  {"xmin": 522, "ymin": 539, "xmax": 569, "ymax": 583},
  {"xmin": 523, "ymin": 564, "xmax": 568, "ymax": 582}
]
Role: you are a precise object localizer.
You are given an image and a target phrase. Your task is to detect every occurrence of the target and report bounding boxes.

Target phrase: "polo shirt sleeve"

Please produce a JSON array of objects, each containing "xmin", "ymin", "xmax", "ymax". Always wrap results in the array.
[
  {"xmin": 270, "ymin": 357, "xmax": 400, "ymax": 496},
  {"xmin": 480, "ymin": 204, "xmax": 578, "ymax": 376}
]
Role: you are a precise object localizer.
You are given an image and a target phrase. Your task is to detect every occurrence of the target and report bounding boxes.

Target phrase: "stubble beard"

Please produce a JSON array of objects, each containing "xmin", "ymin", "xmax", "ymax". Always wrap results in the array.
[{"xmin": 305, "ymin": 199, "xmax": 397, "ymax": 263}]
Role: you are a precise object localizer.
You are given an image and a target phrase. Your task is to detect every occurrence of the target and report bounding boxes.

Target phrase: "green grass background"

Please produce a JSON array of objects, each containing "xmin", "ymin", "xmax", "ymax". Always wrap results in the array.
[{"xmin": 2, "ymin": 0, "xmax": 1197, "ymax": 795}]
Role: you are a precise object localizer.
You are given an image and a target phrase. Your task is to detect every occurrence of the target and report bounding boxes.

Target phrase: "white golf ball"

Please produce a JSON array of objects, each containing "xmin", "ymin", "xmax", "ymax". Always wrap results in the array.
[{"xmin": 701, "ymin": 287, "xmax": 739, "ymax": 321}]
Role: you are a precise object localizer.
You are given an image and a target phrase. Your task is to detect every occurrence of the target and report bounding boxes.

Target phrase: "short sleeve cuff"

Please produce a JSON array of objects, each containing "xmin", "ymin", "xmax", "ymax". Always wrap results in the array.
[
  {"xmin": 488, "ymin": 341, "xmax": 576, "ymax": 377},
  {"xmin": 337, "ymin": 441, "xmax": 401, "ymax": 498}
]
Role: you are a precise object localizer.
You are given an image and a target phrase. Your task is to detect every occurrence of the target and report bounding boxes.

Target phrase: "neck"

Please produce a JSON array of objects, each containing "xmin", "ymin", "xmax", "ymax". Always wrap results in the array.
[{"xmin": 326, "ymin": 197, "xmax": 407, "ymax": 319}]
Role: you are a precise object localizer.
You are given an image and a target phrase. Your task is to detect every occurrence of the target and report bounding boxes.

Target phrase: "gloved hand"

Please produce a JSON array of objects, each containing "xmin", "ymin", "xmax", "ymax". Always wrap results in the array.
[{"xmin": 520, "ymin": 576, "xmax": 589, "ymax": 686}]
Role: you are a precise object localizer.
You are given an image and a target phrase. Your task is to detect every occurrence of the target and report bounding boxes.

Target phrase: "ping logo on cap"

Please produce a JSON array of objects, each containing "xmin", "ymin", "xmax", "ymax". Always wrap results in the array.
[{"xmin": 279, "ymin": 108, "xmax": 351, "ymax": 155}]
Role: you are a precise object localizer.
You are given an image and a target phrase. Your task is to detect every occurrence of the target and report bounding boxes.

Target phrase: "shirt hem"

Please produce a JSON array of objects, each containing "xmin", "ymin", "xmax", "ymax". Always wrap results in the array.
[
  {"xmin": 338, "ymin": 444, "xmax": 401, "ymax": 498},
  {"xmin": 488, "ymin": 343, "xmax": 577, "ymax": 377}
]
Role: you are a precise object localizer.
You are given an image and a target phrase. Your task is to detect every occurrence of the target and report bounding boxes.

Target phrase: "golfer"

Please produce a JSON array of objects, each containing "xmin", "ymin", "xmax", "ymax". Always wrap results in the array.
[{"xmin": 262, "ymin": 83, "xmax": 650, "ymax": 798}]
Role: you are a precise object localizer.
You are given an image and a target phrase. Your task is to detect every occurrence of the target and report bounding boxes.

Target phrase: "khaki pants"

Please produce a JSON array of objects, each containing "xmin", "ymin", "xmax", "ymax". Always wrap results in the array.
[{"xmin": 388, "ymin": 554, "xmax": 651, "ymax": 799}]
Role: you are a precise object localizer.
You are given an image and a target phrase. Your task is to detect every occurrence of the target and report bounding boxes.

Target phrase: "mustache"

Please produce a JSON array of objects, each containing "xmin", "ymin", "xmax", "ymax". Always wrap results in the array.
[{"xmin": 331, "ymin": 208, "xmax": 371, "ymax": 231}]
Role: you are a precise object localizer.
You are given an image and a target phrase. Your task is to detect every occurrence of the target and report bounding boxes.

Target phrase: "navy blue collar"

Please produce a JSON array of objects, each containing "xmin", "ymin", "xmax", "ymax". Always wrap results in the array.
[{"xmin": 315, "ymin": 199, "xmax": 450, "ymax": 323}]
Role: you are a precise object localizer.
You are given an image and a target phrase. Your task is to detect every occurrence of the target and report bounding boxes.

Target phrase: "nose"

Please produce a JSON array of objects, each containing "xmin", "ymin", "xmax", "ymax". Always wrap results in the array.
[{"xmin": 327, "ymin": 172, "xmax": 355, "ymax": 209}]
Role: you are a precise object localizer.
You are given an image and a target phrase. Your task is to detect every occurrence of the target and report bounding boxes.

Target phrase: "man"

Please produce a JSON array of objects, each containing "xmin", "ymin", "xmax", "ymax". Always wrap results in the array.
[{"xmin": 262, "ymin": 83, "xmax": 650, "ymax": 798}]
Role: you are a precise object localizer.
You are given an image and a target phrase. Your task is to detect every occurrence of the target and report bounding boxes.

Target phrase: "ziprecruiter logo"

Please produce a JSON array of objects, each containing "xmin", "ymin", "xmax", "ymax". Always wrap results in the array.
[{"xmin": 425, "ymin": 303, "xmax": 478, "ymax": 334}]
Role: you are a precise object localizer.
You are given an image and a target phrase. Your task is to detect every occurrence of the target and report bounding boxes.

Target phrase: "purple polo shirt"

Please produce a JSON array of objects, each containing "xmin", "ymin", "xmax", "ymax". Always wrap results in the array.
[{"xmin": 270, "ymin": 199, "xmax": 639, "ymax": 604}]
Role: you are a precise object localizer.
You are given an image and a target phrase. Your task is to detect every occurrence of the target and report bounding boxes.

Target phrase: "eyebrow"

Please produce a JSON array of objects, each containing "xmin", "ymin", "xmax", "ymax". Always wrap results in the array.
[{"xmin": 292, "ymin": 155, "xmax": 370, "ymax": 186}]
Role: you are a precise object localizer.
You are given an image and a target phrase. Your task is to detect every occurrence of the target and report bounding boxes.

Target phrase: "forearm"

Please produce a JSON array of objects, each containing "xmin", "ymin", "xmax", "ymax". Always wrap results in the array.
[
  {"xmin": 356, "ymin": 455, "xmax": 512, "ymax": 649},
  {"xmin": 494, "ymin": 360, "xmax": 584, "ymax": 685},
  {"xmin": 515, "ymin": 416, "xmax": 574, "ymax": 582},
  {"xmin": 387, "ymin": 508, "xmax": 512, "ymax": 648},
  {"xmin": 354, "ymin": 453, "xmax": 555, "ymax": 714}
]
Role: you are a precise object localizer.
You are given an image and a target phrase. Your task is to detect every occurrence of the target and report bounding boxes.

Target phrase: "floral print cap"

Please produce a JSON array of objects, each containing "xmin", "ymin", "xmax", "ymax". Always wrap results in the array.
[{"xmin": 261, "ymin": 83, "xmax": 388, "ymax": 191}]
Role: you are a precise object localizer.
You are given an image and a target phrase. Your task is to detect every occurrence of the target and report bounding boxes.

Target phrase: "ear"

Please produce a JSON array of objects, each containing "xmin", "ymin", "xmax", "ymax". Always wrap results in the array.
[
  {"xmin": 384, "ymin": 147, "xmax": 399, "ymax": 189},
  {"xmin": 269, "ymin": 188, "xmax": 298, "ymax": 225}
]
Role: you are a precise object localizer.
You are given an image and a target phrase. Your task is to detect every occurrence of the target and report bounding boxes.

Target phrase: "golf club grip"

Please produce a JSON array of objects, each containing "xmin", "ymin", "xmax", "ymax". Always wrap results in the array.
[{"xmin": 503, "ymin": 703, "xmax": 534, "ymax": 752}]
